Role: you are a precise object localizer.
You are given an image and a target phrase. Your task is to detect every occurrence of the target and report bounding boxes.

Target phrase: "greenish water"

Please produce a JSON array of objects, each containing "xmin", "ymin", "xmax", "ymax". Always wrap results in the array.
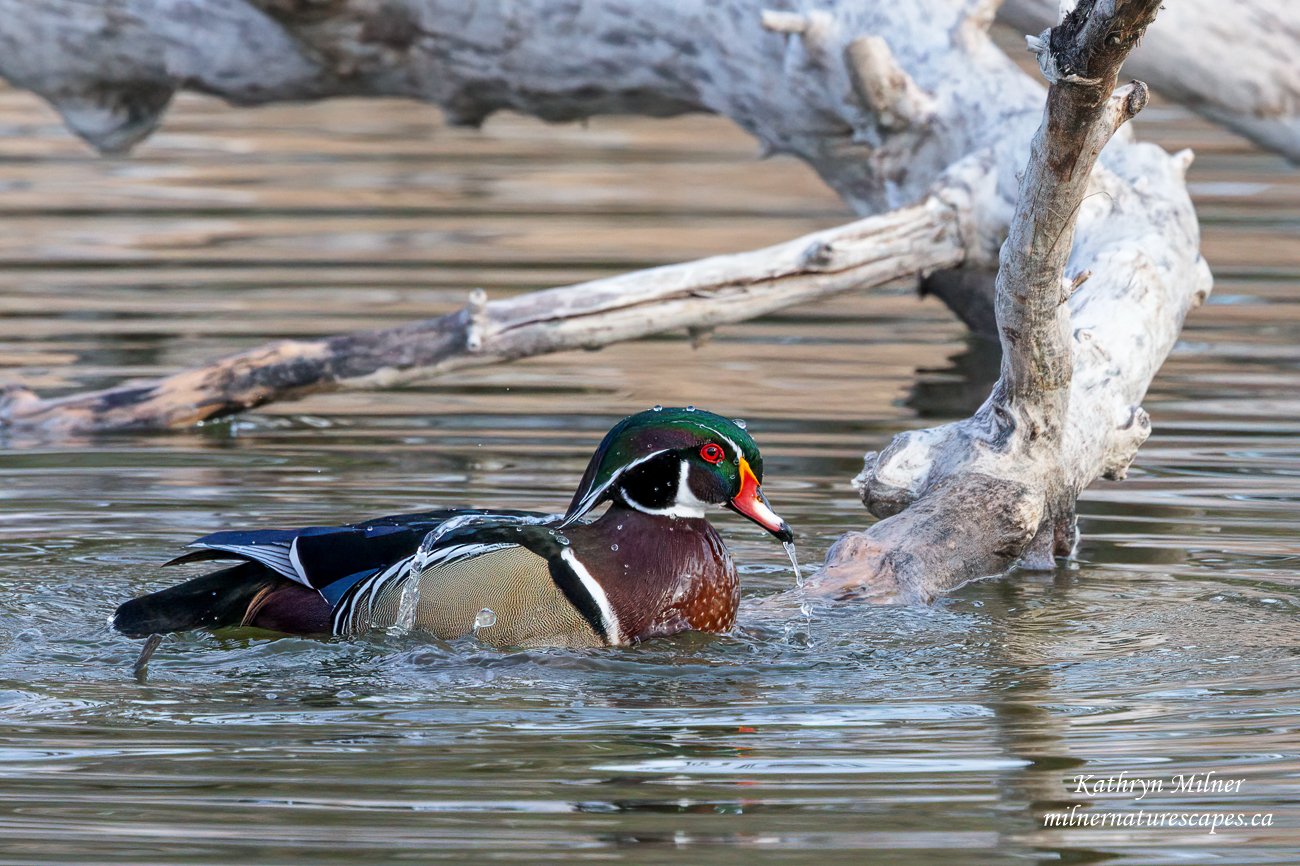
[{"xmin": 0, "ymin": 83, "xmax": 1297, "ymax": 864}]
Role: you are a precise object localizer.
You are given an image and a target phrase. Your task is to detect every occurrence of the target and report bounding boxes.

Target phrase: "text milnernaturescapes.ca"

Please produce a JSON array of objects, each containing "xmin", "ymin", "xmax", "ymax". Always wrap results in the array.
[{"xmin": 1040, "ymin": 771, "xmax": 1273, "ymax": 836}]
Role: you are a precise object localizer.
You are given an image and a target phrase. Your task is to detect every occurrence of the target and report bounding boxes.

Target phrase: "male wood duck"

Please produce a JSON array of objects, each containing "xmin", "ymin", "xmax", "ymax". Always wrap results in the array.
[{"xmin": 113, "ymin": 407, "xmax": 792, "ymax": 649}]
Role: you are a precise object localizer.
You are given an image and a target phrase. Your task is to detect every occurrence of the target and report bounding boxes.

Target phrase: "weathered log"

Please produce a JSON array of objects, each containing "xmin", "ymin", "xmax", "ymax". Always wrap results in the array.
[
  {"xmin": 1, "ymin": 198, "xmax": 966, "ymax": 433},
  {"xmin": 817, "ymin": 0, "xmax": 1213, "ymax": 601},
  {"xmin": 0, "ymin": 1, "xmax": 1022, "ymax": 221},
  {"xmin": 0, "ymin": 0, "xmax": 1057, "ymax": 431},
  {"xmin": 0, "ymin": 0, "xmax": 1212, "ymax": 602},
  {"xmin": 1000, "ymin": 0, "xmax": 1300, "ymax": 162},
  {"xmin": 0, "ymin": 0, "xmax": 1026, "ymax": 335}
]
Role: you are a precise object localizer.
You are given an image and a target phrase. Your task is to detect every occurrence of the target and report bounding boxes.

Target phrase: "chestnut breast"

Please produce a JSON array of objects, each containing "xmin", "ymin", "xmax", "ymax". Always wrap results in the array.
[{"xmin": 568, "ymin": 506, "xmax": 738, "ymax": 642}]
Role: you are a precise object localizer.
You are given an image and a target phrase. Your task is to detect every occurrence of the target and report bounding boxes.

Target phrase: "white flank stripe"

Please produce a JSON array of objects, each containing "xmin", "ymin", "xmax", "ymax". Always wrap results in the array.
[
  {"xmin": 561, "ymin": 449, "xmax": 669, "ymax": 526},
  {"xmin": 560, "ymin": 548, "xmax": 624, "ymax": 646}
]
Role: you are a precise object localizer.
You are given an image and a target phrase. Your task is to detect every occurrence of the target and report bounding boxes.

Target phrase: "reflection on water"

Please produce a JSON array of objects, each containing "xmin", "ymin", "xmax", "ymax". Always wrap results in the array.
[{"xmin": 0, "ymin": 69, "xmax": 1298, "ymax": 866}]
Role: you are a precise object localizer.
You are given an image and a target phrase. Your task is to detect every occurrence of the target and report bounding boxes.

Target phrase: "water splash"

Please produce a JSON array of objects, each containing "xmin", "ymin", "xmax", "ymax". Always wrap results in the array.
[
  {"xmin": 422, "ymin": 512, "xmax": 549, "ymax": 554},
  {"xmin": 393, "ymin": 576, "xmax": 421, "ymax": 634},
  {"xmin": 783, "ymin": 540, "xmax": 803, "ymax": 588},
  {"xmin": 781, "ymin": 540, "xmax": 812, "ymax": 640}
]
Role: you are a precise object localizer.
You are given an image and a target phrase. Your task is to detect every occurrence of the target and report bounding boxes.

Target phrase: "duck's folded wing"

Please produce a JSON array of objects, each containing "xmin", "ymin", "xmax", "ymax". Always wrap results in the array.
[
  {"xmin": 167, "ymin": 508, "xmax": 543, "ymax": 590},
  {"xmin": 333, "ymin": 524, "xmax": 616, "ymax": 647}
]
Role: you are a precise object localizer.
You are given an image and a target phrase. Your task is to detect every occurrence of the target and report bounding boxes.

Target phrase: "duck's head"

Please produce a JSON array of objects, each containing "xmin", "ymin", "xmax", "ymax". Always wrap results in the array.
[{"xmin": 563, "ymin": 407, "xmax": 792, "ymax": 542}]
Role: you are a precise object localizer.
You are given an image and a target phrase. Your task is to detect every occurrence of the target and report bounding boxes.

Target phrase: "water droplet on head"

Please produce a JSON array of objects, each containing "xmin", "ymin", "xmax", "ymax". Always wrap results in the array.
[
  {"xmin": 616, "ymin": 524, "xmax": 623, "ymax": 531},
  {"xmin": 610, "ymin": 543, "xmax": 619, "ymax": 552},
  {"xmin": 652, "ymin": 405, "xmax": 663, "ymax": 412},
  {"xmin": 733, "ymin": 418, "xmax": 747, "ymax": 430},
  {"xmin": 554, "ymin": 534, "xmax": 570, "ymax": 545},
  {"xmin": 686, "ymin": 405, "xmax": 696, "ymax": 412}
]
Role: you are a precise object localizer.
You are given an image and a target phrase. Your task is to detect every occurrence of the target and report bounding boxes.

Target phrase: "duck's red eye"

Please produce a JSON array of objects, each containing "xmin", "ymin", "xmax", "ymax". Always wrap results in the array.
[{"xmin": 700, "ymin": 443, "xmax": 725, "ymax": 464}]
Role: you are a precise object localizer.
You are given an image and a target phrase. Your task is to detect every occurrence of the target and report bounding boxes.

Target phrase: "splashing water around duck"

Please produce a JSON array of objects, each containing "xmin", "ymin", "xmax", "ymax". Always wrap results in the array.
[{"xmin": 392, "ymin": 575, "xmax": 420, "ymax": 634}]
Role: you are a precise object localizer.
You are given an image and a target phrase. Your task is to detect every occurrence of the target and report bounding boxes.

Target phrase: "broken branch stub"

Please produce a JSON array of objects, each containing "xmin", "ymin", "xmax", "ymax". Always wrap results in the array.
[{"xmin": 1001, "ymin": 0, "xmax": 1300, "ymax": 162}]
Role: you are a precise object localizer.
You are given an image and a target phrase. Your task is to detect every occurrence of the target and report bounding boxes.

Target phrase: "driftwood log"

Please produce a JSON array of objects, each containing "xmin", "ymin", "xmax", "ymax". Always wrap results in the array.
[
  {"xmin": 0, "ymin": 0, "xmax": 1212, "ymax": 600},
  {"xmin": 819, "ymin": 0, "xmax": 1211, "ymax": 601}
]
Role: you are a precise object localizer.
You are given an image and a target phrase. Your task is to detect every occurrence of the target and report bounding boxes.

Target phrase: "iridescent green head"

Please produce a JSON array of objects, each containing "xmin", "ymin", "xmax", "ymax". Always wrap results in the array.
[{"xmin": 564, "ymin": 407, "xmax": 790, "ymax": 541}]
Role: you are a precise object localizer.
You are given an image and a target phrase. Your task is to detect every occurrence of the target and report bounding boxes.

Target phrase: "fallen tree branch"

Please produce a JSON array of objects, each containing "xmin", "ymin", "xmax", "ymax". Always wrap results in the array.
[
  {"xmin": 1, "ymin": 196, "xmax": 967, "ymax": 433},
  {"xmin": 1000, "ymin": 0, "xmax": 1300, "ymax": 162},
  {"xmin": 0, "ymin": 0, "xmax": 1212, "ymax": 604},
  {"xmin": 813, "ymin": 0, "xmax": 1213, "ymax": 601},
  {"xmin": 0, "ymin": 1, "xmax": 1025, "ymax": 222}
]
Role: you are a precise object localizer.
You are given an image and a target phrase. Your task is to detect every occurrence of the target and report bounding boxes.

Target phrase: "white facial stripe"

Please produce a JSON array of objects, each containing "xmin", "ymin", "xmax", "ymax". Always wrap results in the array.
[
  {"xmin": 560, "ymin": 548, "xmax": 624, "ymax": 645},
  {"xmin": 570, "ymin": 422, "xmax": 750, "ymax": 523},
  {"xmin": 619, "ymin": 487, "xmax": 707, "ymax": 519},
  {"xmin": 684, "ymin": 421, "xmax": 744, "ymax": 465},
  {"xmin": 619, "ymin": 460, "xmax": 709, "ymax": 519},
  {"xmin": 561, "ymin": 448, "xmax": 670, "ymax": 526}
]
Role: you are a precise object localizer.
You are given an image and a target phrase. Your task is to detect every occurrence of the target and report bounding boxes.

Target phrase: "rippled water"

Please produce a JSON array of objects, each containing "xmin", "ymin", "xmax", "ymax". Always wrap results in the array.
[{"xmin": 0, "ymin": 73, "xmax": 1297, "ymax": 864}]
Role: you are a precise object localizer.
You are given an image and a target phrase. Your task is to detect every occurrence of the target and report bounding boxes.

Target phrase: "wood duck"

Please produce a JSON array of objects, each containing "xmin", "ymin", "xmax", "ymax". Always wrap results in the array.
[{"xmin": 113, "ymin": 408, "xmax": 792, "ymax": 649}]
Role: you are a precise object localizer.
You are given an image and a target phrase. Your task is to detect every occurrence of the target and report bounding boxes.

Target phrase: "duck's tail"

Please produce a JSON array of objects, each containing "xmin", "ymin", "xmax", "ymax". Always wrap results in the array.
[{"xmin": 112, "ymin": 562, "xmax": 286, "ymax": 638}]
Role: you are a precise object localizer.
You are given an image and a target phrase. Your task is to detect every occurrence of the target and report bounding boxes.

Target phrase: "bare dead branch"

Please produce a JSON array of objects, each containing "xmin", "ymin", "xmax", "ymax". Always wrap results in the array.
[
  {"xmin": 1, "ymin": 198, "xmax": 965, "ymax": 434},
  {"xmin": 1001, "ymin": 0, "xmax": 1300, "ymax": 162}
]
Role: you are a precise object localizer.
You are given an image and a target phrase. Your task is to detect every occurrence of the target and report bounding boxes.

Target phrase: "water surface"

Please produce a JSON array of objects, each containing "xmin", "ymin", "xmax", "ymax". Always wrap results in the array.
[{"xmin": 0, "ymin": 77, "xmax": 1297, "ymax": 864}]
